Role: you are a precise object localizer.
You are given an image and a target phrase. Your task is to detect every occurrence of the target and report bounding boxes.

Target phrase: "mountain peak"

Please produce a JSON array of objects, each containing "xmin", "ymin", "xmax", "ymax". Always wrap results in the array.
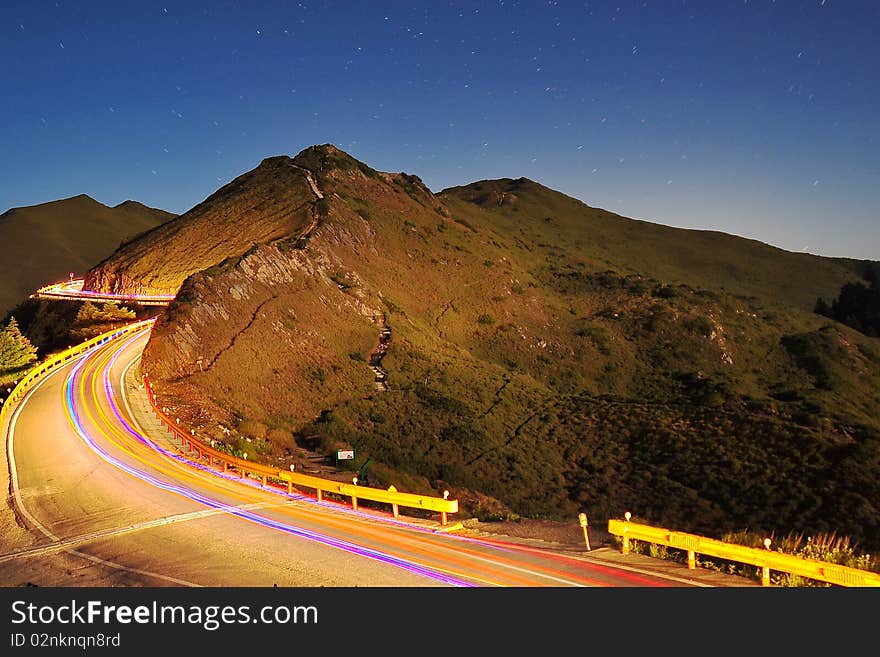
[
  {"xmin": 296, "ymin": 143, "xmax": 348, "ymax": 158},
  {"xmin": 292, "ymin": 143, "xmax": 378, "ymax": 179},
  {"xmin": 68, "ymin": 193, "xmax": 104, "ymax": 205},
  {"xmin": 114, "ymin": 199, "xmax": 144, "ymax": 209},
  {"xmin": 253, "ymin": 144, "xmax": 365, "ymax": 176}
]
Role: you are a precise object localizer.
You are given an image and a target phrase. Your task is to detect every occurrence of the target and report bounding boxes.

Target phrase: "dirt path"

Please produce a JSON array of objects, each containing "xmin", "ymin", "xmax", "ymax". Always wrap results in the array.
[
  {"xmin": 289, "ymin": 163, "xmax": 324, "ymax": 245},
  {"xmin": 368, "ymin": 313, "xmax": 392, "ymax": 392}
]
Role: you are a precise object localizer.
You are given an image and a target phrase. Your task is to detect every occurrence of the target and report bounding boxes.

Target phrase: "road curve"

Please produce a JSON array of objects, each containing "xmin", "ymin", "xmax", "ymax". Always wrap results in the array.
[
  {"xmin": 2, "ymin": 326, "xmax": 692, "ymax": 587},
  {"xmin": 32, "ymin": 278, "xmax": 175, "ymax": 306}
]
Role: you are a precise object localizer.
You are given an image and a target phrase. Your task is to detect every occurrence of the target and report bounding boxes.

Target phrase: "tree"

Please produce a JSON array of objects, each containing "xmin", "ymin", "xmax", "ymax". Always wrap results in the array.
[
  {"xmin": 0, "ymin": 317, "xmax": 38, "ymax": 373},
  {"xmin": 815, "ymin": 281, "xmax": 880, "ymax": 338},
  {"xmin": 866, "ymin": 263, "xmax": 879, "ymax": 290},
  {"xmin": 69, "ymin": 301, "xmax": 137, "ymax": 341},
  {"xmin": 97, "ymin": 302, "xmax": 136, "ymax": 322}
]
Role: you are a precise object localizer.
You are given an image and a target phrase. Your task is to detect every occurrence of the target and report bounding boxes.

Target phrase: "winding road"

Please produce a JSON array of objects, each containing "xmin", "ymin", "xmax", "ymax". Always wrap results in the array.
[{"xmin": 0, "ymin": 320, "xmax": 698, "ymax": 587}]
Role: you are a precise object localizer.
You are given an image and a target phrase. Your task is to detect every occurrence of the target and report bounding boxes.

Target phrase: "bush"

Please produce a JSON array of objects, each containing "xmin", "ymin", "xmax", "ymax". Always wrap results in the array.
[
  {"xmin": 769, "ymin": 531, "xmax": 880, "ymax": 586},
  {"xmin": 267, "ymin": 427, "xmax": 296, "ymax": 450},
  {"xmin": 691, "ymin": 316, "xmax": 715, "ymax": 338},
  {"xmin": 653, "ymin": 284, "xmax": 677, "ymax": 299},
  {"xmin": 238, "ymin": 419, "xmax": 268, "ymax": 440}
]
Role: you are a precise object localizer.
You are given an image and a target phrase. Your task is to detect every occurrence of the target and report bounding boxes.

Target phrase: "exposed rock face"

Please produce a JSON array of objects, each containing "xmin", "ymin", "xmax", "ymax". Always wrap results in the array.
[{"xmin": 142, "ymin": 237, "xmax": 384, "ymax": 425}]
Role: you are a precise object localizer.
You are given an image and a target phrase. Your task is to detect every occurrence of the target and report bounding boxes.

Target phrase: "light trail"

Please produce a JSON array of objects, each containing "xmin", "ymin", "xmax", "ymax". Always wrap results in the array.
[
  {"xmin": 84, "ymin": 329, "xmax": 669, "ymax": 586},
  {"xmin": 64, "ymin": 339, "xmax": 481, "ymax": 587},
  {"xmin": 88, "ymin": 335, "xmax": 544, "ymax": 586},
  {"xmin": 33, "ymin": 278, "xmax": 175, "ymax": 305}
]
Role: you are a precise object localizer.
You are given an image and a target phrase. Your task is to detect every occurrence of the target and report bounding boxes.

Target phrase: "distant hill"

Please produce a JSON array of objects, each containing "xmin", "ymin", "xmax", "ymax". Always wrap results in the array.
[
  {"xmin": 89, "ymin": 145, "xmax": 880, "ymax": 550},
  {"xmin": 441, "ymin": 177, "xmax": 869, "ymax": 311},
  {"xmin": 0, "ymin": 194, "xmax": 174, "ymax": 319}
]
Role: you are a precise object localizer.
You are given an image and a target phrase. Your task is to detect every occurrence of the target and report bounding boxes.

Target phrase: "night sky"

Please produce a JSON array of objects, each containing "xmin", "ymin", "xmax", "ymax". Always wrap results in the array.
[{"xmin": 2, "ymin": 1, "xmax": 878, "ymax": 260}]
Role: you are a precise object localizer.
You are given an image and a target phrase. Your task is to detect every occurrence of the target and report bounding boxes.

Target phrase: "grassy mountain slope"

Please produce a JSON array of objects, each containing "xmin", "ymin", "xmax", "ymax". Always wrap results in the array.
[
  {"xmin": 84, "ymin": 157, "xmax": 317, "ymax": 296},
  {"xmin": 118, "ymin": 145, "xmax": 879, "ymax": 550},
  {"xmin": 0, "ymin": 194, "xmax": 173, "ymax": 319},
  {"xmin": 440, "ymin": 177, "xmax": 867, "ymax": 310}
]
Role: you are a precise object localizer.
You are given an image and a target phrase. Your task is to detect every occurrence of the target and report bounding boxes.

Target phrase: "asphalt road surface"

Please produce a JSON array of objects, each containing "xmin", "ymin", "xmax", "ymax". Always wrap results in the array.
[{"xmin": 2, "ymin": 327, "xmax": 697, "ymax": 587}]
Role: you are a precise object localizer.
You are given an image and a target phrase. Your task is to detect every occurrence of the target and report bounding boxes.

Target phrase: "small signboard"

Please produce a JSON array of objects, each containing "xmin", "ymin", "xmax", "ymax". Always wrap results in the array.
[{"xmin": 335, "ymin": 448, "xmax": 355, "ymax": 468}]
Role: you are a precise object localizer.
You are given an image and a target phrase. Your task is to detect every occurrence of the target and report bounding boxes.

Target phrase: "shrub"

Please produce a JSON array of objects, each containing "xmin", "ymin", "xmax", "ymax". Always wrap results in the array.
[
  {"xmin": 267, "ymin": 427, "xmax": 296, "ymax": 450},
  {"xmin": 653, "ymin": 285, "xmax": 677, "ymax": 299},
  {"xmin": 691, "ymin": 316, "xmax": 715, "ymax": 338},
  {"xmin": 238, "ymin": 419, "xmax": 268, "ymax": 440},
  {"xmin": 453, "ymin": 217, "xmax": 477, "ymax": 232}
]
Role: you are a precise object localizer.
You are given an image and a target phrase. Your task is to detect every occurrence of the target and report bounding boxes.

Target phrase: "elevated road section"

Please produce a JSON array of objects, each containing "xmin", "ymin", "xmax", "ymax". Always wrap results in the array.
[{"xmin": 32, "ymin": 278, "xmax": 175, "ymax": 306}]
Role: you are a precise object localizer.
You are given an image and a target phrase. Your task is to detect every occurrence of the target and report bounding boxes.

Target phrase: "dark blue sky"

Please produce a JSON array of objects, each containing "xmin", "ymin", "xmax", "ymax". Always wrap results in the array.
[{"xmin": 2, "ymin": 1, "xmax": 878, "ymax": 259}]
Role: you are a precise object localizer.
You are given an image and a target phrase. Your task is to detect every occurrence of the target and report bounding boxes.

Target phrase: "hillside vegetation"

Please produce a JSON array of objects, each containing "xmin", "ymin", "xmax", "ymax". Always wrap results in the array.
[
  {"xmin": 94, "ymin": 145, "xmax": 879, "ymax": 551},
  {"xmin": 0, "ymin": 195, "xmax": 173, "ymax": 319}
]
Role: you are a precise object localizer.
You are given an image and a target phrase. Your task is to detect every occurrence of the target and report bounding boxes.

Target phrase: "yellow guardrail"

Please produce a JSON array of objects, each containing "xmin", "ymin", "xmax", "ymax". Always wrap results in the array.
[
  {"xmin": 144, "ymin": 376, "xmax": 459, "ymax": 525},
  {"xmin": 1, "ymin": 319, "xmax": 157, "ymax": 432},
  {"xmin": 608, "ymin": 517, "xmax": 880, "ymax": 587}
]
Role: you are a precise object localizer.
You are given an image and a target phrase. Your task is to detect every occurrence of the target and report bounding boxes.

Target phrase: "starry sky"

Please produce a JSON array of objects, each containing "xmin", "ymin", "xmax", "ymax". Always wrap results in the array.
[{"xmin": 2, "ymin": 1, "xmax": 878, "ymax": 260}]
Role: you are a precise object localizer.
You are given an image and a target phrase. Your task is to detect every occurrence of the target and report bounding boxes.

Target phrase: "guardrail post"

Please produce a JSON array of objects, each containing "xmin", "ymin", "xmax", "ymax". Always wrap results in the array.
[
  {"xmin": 316, "ymin": 489, "xmax": 322, "ymax": 502},
  {"xmin": 386, "ymin": 485, "xmax": 399, "ymax": 518},
  {"xmin": 762, "ymin": 566, "xmax": 770, "ymax": 587},
  {"xmin": 262, "ymin": 474, "xmax": 267, "ymax": 487},
  {"xmin": 687, "ymin": 550, "xmax": 696, "ymax": 570},
  {"xmin": 441, "ymin": 490, "xmax": 450, "ymax": 526}
]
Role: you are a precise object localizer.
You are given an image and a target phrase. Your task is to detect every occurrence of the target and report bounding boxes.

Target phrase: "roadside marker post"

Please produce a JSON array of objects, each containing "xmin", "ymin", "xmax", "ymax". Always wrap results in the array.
[
  {"xmin": 578, "ymin": 512, "xmax": 591, "ymax": 551},
  {"xmin": 762, "ymin": 538, "xmax": 772, "ymax": 586},
  {"xmin": 621, "ymin": 511, "xmax": 632, "ymax": 555}
]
